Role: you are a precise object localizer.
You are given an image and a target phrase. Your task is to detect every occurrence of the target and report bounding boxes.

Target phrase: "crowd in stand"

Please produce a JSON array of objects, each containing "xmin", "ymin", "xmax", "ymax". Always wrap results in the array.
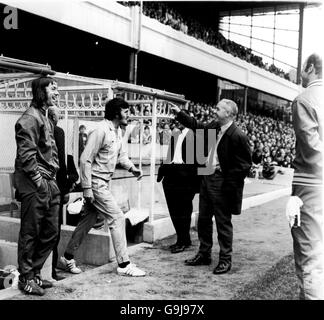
[
  {"xmin": 118, "ymin": 1, "xmax": 291, "ymax": 81},
  {"xmin": 236, "ymin": 113, "xmax": 295, "ymax": 168}
]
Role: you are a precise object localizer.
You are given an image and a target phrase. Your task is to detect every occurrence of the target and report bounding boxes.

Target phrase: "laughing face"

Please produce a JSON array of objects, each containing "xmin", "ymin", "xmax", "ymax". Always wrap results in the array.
[
  {"xmin": 45, "ymin": 81, "xmax": 59, "ymax": 107},
  {"xmin": 119, "ymin": 108, "xmax": 129, "ymax": 127}
]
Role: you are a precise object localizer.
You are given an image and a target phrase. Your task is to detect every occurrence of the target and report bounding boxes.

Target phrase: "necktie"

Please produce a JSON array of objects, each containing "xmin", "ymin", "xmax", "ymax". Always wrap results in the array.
[
  {"xmin": 205, "ymin": 126, "xmax": 221, "ymax": 168},
  {"xmin": 209, "ymin": 126, "xmax": 221, "ymax": 170}
]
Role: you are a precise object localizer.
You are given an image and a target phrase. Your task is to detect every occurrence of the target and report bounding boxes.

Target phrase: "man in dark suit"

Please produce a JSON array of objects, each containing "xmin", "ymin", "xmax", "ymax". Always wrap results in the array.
[
  {"xmin": 157, "ymin": 114, "xmax": 201, "ymax": 253},
  {"xmin": 48, "ymin": 106, "xmax": 79, "ymax": 280},
  {"xmin": 171, "ymin": 99, "xmax": 251, "ymax": 274}
]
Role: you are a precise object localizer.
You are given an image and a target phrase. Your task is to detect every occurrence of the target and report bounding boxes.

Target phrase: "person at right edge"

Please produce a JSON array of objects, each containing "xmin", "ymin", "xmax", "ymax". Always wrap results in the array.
[
  {"xmin": 171, "ymin": 99, "xmax": 251, "ymax": 275},
  {"xmin": 287, "ymin": 53, "xmax": 323, "ymax": 300}
]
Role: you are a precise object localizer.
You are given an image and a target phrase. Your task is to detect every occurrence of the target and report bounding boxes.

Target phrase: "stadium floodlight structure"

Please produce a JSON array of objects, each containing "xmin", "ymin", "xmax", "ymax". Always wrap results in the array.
[{"xmin": 0, "ymin": 55, "xmax": 188, "ymax": 225}]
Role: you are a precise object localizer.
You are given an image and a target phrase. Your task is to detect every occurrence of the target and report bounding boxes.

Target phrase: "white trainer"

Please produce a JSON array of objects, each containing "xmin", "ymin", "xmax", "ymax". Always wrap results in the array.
[
  {"xmin": 117, "ymin": 263, "xmax": 146, "ymax": 277},
  {"xmin": 59, "ymin": 256, "xmax": 82, "ymax": 274}
]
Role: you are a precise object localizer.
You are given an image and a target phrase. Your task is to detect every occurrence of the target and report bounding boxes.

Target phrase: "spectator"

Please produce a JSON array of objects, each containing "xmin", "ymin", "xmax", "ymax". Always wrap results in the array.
[
  {"xmin": 252, "ymin": 148, "xmax": 263, "ymax": 165},
  {"xmin": 142, "ymin": 125, "xmax": 152, "ymax": 145},
  {"xmin": 159, "ymin": 123, "xmax": 172, "ymax": 145},
  {"xmin": 78, "ymin": 125, "xmax": 88, "ymax": 162}
]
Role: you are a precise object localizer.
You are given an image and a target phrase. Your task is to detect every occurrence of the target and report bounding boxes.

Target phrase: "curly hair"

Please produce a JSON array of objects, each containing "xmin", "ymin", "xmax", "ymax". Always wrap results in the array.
[{"xmin": 104, "ymin": 98, "xmax": 129, "ymax": 121}]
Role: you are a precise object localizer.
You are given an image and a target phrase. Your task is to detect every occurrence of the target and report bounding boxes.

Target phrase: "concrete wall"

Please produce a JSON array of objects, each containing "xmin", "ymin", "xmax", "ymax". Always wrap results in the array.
[
  {"xmin": 142, "ymin": 185, "xmax": 292, "ymax": 243},
  {"xmin": 0, "ymin": 216, "xmax": 115, "ymax": 268},
  {"xmin": 141, "ymin": 17, "xmax": 300, "ymax": 101},
  {"xmin": 7, "ymin": 0, "xmax": 134, "ymax": 48},
  {"xmin": 0, "ymin": 240, "xmax": 52, "ymax": 280}
]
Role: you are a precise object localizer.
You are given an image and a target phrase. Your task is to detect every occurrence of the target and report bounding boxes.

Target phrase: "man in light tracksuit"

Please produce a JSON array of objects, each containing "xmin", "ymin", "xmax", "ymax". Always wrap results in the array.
[
  {"xmin": 60, "ymin": 98, "xmax": 146, "ymax": 277},
  {"xmin": 290, "ymin": 53, "xmax": 323, "ymax": 299}
]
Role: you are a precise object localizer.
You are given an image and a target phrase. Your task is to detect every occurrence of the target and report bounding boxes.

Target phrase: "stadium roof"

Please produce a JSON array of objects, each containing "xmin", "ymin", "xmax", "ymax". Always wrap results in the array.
[{"xmin": 169, "ymin": 1, "xmax": 321, "ymax": 20}]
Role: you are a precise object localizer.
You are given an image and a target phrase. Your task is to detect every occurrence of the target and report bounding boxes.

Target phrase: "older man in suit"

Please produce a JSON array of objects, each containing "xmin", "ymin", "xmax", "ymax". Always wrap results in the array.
[
  {"xmin": 157, "ymin": 113, "xmax": 201, "ymax": 253},
  {"xmin": 171, "ymin": 99, "xmax": 251, "ymax": 274}
]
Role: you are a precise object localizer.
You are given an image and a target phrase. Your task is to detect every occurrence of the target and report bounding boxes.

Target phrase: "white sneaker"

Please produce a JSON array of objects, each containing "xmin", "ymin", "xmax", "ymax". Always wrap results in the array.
[
  {"xmin": 117, "ymin": 263, "xmax": 146, "ymax": 277},
  {"xmin": 59, "ymin": 256, "xmax": 82, "ymax": 274}
]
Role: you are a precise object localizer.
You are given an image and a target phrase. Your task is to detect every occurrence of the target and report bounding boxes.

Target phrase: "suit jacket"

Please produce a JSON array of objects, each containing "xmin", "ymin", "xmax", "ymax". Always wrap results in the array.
[
  {"xmin": 54, "ymin": 125, "xmax": 79, "ymax": 195},
  {"xmin": 157, "ymin": 128, "xmax": 201, "ymax": 193},
  {"xmin": 176, "ymin": 111, "xmax": 252, "ymax": 214}
]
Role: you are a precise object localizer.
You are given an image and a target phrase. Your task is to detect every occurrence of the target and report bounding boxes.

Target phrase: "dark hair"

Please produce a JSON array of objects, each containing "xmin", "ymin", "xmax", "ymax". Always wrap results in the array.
[
  {"xmin": 104, "ymin": 98, "xmax": 129, "ymax": 120},
  {"xmin": 31, "ymin": 76, "xmax": 56, "ymax": 108},
  {"xmin": 305, "ymin": 53, "xmax": 322, "ymax": 77}
]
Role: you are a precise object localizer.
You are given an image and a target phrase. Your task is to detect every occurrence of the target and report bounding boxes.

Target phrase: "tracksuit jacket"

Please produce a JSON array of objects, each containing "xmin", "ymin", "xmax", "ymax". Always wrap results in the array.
[
  {"xmin": 292, "ymin": 79, "xmax": 323, "ymax": 187},
  {"xmin": 14, "ymin": 103, "xmax": 59, "ymax": 183}
]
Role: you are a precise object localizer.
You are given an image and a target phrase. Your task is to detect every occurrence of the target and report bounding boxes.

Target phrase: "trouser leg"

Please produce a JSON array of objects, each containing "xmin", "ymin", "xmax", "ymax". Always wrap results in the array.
[
  {"xmin": 17, "ymin": 176, "xmax": 57, "ymax": 280},
  {"xmin": 214, "ymin": 206, "xmax": 233, "ymax": 263},
  {"xmin": 163, "ymin": 185, "xmax": 181, "ymax": 241},
  {"xmin": 52, "ymin": 198, "xmax": 64, "ymax": 273},
  {"xmin": 64, "ymin": 202, "xmax": 98, "ymax": 257},
  {"xmin": 198, "ymin": 176, "xmax": 213, "ymax": 257},
  {"xmin": 291, "ymin": 185, "xmax": 324, "ymax": 300},
  {"xmin": 18, "ymin": 192, "xmax": 42, "ymax": 280},
  {"xmin": 207, "ymin": 173, "xmax": 233, "ymax": 263},
  {"xmin": 33, "ymin": 179, "xmax": 60, "ymax": 275},
  {"xmin": 163, "ymin": 182, "xmax": 195, "ymax": 245},
  {"xmin": 178, "ymin": 191, "xmax": 195, "ymax": 245},
  {"xmin": 92, "ymin": 179, "xmax": 129, "ymax": 264}
]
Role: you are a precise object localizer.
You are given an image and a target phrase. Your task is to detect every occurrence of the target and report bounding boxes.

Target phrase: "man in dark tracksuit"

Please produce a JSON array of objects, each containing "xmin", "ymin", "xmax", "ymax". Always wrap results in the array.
[{"xmin": 14, "ymin": 76, "xmax": 60, "ymax": 295}]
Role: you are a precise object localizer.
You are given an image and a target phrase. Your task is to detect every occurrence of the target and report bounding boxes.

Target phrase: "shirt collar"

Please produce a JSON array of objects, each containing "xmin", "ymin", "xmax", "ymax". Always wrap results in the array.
[
  {"xmin": 307, "ymin": 79, "xmax": 323, "ymax": 88},
  {"xmin": 105, "ymin": 119, "xmax": 118, "ymax": 131},
  {"xmin": 40, "ymin": 105, "xmax": 47, "ymax": 115},
  {"xmin": 221, "ymin": 120, "xmax": 233, "ymax": 133},
  {"xmin": 31, "ymin": 102, "xmax": 46, "ymax": 115},
  {"xmin": 180, "ymin": 127, "xmax": 189, "ymax": 135}
]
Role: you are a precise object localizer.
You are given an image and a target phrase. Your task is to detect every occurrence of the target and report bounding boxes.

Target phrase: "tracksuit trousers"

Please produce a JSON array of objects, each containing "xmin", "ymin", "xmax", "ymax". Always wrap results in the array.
[
  {"xmin": 65, "ymin": 178, "xmax": 129, "ymax": 264},
  {"xmin": 291, "ymin": 184, "xmax": 324, "ymax": 300},
  {"xmin": 15, "ymin": 171, "xmax": 60, "ymax": 280}
]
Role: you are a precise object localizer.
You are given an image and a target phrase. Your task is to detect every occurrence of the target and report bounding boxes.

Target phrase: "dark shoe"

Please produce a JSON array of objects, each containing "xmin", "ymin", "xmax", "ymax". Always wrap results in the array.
[
  {"xmin": 34, "ymin": 275, "xmax": 53, "ymax": 289},
  {"xmin": 184, "ymin": 254, "xmax": 211, "ymax": 266},
  {"xmin": 169, "ymin": 241, "xmax": 191, "ymax": 250},
  {"xmin": 18, "ymin": 279, "xmax": 45, "ymax": 296},
  {"xmin": 213, "ymin": 261, "xmax": 232, "ymax": 275},
  {"xmin": 52, "ymin": 273, "xmax": 66, "ymax": 281},
  {"xmin": 169, "ymin": 243, "xmax": 178, "ymax": 250},
  {"xmin": 171, "ymin": 244, "xmax": 190, "ymax": 254}
]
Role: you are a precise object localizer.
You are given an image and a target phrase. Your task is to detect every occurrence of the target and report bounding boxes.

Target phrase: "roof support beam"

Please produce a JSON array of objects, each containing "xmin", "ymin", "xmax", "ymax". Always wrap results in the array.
[{"xmin": 296, "ymin": 3, "xmax": 304, "ymax": 85}]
